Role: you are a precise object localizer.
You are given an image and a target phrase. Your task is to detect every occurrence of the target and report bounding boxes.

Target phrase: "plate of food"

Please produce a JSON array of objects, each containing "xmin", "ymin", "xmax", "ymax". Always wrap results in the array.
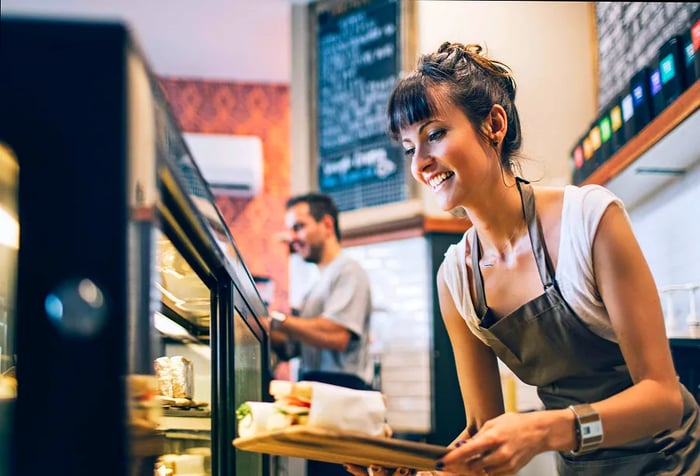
[{"xmin": 232, "ymin": 380, "xmax": 448, "ymax": 471}]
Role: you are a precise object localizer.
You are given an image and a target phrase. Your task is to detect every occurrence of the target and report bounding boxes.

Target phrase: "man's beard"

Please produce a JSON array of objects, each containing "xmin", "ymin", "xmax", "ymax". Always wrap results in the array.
[{"xmin": 303, "ymin": 242, "xmax": 324, "ymax": 264}]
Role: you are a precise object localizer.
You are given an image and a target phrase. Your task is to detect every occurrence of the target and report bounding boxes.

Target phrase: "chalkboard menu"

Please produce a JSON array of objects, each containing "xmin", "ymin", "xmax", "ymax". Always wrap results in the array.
[{"xmin": 315, "ymin": 0, "xmax": 408, "ymax": 212}]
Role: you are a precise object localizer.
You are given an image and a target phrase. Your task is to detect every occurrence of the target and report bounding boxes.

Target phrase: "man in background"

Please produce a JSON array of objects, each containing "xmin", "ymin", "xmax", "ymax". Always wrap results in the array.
[{"xmin": 264, "ymin": 192, "xmax": 373, "ymax": 476}]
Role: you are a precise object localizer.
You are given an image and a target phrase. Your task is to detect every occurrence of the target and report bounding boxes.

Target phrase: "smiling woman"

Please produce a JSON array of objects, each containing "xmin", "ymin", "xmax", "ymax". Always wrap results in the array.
[{"xmin": 346, "ymin": 41, "xmax": 700, "ymax": 476}]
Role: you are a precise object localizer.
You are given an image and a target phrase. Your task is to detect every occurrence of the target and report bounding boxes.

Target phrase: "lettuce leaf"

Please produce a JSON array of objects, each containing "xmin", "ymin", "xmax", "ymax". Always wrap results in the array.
[{"xmin": 235, "ymin": 402, "xmax": 252, "ymax": 422}]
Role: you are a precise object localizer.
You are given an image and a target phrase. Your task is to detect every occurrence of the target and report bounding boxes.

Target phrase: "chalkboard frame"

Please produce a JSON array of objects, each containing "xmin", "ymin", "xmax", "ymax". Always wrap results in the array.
[{"xmin": 310, "ymin": 0, "xmax": 418, "ymax": 212}]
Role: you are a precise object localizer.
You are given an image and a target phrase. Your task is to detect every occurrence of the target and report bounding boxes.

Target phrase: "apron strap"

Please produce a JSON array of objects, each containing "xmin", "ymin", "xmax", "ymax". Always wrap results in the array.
[
  {"xmin": 471, "ymin": 230, "xmax": 488, "ymax": 318},
  {"xmin": 471, "ymin": 178, "xmax": 557, "ymax": 318},
  {"xmin": 516, "ymin": 177, "xmax": 557, "ymax": 289}
]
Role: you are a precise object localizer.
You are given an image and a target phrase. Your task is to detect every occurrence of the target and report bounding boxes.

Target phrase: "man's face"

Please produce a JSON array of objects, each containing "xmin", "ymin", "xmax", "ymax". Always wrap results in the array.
[{"xmin": 285, "ymin": 202, "xmax": 325, "ymax": 264}]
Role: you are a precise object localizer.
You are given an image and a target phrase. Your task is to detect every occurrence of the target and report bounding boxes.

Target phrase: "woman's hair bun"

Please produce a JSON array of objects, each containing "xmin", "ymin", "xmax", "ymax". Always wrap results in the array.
[{"xmin": 437, "ymin": 42, "xmax": 483, "ymax": 57}]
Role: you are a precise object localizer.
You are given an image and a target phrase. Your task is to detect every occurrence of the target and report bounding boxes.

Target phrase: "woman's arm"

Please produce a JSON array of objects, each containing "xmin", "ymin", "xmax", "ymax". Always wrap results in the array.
[
  {"xmin": 584, "ymin": 202, "xmax": 683, "ymax": 445},
  {"xmin": 436, "ymin": 263, "xmax": 504, "ymax": 437}
]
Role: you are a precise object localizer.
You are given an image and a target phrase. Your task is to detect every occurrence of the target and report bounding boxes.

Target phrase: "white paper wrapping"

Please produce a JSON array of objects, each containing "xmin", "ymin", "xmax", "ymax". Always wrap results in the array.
[
  {"xmin": 306, "ymin": 382, "xmax": 387, "ymax": 437},
  {"xmin": 237, "ymin": 401, "xmax": 277, "ymax": 437}
]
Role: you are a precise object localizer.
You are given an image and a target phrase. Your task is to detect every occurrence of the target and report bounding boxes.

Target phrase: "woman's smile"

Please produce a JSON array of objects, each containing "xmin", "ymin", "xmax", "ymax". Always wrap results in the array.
[{"xmin": 427, "ymin": 170, "xmax": 455, "ymax": 191}]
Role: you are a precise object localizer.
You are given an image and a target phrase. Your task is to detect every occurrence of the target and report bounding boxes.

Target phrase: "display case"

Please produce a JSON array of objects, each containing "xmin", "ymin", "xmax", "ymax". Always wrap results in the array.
[{"xmin": 0, "ymin": 15, "xmax": 271, "ymax": 476}]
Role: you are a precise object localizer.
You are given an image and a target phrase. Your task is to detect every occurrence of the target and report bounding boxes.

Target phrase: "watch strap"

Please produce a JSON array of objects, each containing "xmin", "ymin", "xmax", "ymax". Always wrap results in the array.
[{"xmin": 568, "ymin": 403, "xmax": 604, "ymax": 455}]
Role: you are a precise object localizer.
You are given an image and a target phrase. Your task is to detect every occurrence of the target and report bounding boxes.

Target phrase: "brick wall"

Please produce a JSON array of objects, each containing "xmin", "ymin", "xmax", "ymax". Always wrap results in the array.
[
  {"xmin": 286, "ymin": 237, "xmax": 434, "ymax": 433},
  {"xmin": 345, "ymin": 237, "xmax": 433, "ymax": 433}
]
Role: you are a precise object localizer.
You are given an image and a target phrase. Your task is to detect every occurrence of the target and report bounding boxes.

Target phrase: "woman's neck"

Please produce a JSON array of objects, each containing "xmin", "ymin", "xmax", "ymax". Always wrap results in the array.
[{"xmin": 466, "ymin": 177, "xmax": 528, "ymax": 263}]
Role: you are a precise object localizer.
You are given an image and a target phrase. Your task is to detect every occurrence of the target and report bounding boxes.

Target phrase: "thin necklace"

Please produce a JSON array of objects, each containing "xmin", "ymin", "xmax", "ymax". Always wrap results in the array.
[{"xmin": 479, "ymin": 222, "xmax": 527, "ymax": 268}]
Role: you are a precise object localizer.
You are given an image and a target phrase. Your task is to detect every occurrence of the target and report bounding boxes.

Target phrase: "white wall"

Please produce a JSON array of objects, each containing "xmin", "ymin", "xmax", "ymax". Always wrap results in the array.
[{"xmin": 627, "ymin": 164, "xmax": 700, "ymax": 332}]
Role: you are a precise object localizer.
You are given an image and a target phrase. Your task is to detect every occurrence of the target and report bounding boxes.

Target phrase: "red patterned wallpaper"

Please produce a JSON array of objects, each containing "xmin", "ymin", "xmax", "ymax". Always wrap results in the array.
[{"xmin": 158, "ymin": 78, "xmax": 290, "ymax": 312}]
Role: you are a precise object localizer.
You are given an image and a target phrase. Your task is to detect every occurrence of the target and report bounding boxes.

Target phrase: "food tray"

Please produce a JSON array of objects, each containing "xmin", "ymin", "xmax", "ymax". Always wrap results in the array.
[
  {"xmin": 233, "ymin": 426, "xmax": 448, "ymax": 471},
  {"xmin": 157, "ymin": 396, "xmax": 208, "ymax": 409}
]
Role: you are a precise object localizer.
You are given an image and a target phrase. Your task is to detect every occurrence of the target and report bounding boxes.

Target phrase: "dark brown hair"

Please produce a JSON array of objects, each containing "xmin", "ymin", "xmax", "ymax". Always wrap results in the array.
[
  {"xmin": 387, "ymin": 42, "xmax": 522, "ymax": 172},
  {"xmin": 286, "ymin": 192, "xmax": 341, "ymax": 241}
]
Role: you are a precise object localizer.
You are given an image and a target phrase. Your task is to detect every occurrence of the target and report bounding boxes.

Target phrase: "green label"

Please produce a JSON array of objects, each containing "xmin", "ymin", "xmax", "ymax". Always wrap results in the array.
[
  {"xmin": 660, "ymin": 53, "xmax": 676, "ymax": 84},
  {"xmin": 599, "ymin": 116, "xmax": 612, "ymax": 143}
]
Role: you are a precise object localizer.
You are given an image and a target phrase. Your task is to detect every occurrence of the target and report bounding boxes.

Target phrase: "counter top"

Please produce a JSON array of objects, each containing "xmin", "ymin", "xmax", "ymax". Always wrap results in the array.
[
  {"xmin": 669, "ymin": 337, "xmax": 700, "ymax": 348},
  {"xmin": 668, "ymin": 325, "xmax": 700, "ymax": 343}
]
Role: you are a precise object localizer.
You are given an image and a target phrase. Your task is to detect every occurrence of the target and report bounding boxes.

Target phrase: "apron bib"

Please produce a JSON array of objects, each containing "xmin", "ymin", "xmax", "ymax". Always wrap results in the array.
[{"xmin": 470, "ymin": 178, "xmax": 700, "ymax": 476}]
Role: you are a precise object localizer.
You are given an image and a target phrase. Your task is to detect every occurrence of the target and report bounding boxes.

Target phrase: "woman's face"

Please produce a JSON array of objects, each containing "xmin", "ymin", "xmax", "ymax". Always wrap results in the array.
[{"xmin": 399, "ymin": 101, "xmax": 496, "ymax": 211}]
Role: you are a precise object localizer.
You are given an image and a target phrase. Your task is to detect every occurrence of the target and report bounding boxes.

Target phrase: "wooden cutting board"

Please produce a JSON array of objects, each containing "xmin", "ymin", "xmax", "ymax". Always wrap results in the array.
[{"xmin": 233, "ymin": 426, "xmax": 449, "ymax": 471}]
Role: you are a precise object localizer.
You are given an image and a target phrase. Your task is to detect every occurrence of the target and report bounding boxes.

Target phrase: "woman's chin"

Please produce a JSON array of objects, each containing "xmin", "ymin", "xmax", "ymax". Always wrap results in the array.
[{"xmin": 435, "ymin": 196, "xmax": 459, "ymax": 214}]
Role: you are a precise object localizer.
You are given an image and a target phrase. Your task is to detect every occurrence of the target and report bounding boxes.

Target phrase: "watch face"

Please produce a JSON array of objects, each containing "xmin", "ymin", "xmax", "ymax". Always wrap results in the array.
[
  {"xmin": 271, "ymin": 311, "xmax": 286, "ymax": 322},
  {"xmin": 582, "ymin": 420, "xmax": 603, "ymax": 437}
]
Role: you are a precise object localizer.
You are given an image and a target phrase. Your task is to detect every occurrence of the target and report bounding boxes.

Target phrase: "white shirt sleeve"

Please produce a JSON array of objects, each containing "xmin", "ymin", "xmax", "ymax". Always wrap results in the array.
[{"xmin": 557, "ymin": 184, "xmax": 628, "ymax": 342}]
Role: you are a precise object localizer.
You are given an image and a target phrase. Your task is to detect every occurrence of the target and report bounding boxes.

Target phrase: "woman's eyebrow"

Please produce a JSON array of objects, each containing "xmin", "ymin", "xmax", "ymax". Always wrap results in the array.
[{"xmin": 418, "ymin": 119, "xmax": 437, "ymax": 134}]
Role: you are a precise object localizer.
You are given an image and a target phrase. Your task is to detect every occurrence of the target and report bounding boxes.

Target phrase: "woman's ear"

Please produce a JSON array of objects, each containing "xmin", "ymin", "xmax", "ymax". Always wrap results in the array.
[{"xmin": 484, "ymin": 104, "xmax": 508, "ymax": 146}]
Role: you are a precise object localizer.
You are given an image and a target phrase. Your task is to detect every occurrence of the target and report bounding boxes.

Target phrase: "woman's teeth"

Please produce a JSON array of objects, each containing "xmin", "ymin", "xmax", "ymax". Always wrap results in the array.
[{"xmin": 429, "ymin": 171, "xmax": 454, "ymax": 189}]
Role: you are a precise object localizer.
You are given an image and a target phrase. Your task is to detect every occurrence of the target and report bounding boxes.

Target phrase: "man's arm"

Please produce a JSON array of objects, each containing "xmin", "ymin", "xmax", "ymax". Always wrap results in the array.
[
  {"xmin": 268, "ymin": 327, "xmax": 300, "ymax": 361},
  {"xmin": 271, "ymin": 314, "xmax": 353, "ymax": 352}
]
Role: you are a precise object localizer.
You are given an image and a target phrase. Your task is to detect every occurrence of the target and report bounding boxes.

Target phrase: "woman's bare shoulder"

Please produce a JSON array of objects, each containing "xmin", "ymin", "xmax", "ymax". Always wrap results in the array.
[
  {"xmin": 533, "ymin": 186, "xmax": 565, "ymax": 217},
  {"xmin": 532, "ymin": 185, "xmax": 565, "ymax": 200}
]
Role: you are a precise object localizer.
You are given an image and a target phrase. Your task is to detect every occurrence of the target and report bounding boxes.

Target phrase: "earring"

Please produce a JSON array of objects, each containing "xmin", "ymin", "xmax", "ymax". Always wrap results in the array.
[{"xmin": 492, "ymin": 138, "xmax": 499, "ymax": 148}]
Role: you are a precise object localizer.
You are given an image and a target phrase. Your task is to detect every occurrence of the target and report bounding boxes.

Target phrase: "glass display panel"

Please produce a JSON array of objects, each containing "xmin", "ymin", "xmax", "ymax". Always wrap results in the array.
[
  {"xmin": 233, "ymin": 308, "xmax": 263, "ymax": 475},
  {"xmin": 152, "ymin": 86, "xmax": 246, "ymax": 278},
  {"xmin": 153, "ymin": 229, "xmax": 213, "ymax": 476},
  {"xmin": 156, "ymin": 229, "xmax": 211, "ymax": 339},
  {"xmin": 0, "ymin": 142, "xmax": 18, "ymax": 476}
]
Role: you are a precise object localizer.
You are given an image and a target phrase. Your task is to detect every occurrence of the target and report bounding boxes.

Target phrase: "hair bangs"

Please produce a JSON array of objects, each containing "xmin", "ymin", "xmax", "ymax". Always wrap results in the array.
[{"xmin": 387, "ymin": 75, "xmax": 437, "ymax": 141}]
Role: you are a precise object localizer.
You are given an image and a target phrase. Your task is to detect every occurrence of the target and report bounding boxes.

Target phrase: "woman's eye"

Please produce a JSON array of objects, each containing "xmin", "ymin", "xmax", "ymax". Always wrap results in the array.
[
  {"xmin": 403, "ymin": 147, "xmax": 415, "ymax": 158},
  {"xmin": 428, "ymin": 129, "xmax": 446, "ymax": 142}
]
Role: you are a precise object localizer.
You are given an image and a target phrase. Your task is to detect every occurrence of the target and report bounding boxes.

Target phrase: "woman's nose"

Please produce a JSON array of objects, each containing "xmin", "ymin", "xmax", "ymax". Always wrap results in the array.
[{"xmin": 413, "ymin": 145, "xmax": 434, "ymax": 171}]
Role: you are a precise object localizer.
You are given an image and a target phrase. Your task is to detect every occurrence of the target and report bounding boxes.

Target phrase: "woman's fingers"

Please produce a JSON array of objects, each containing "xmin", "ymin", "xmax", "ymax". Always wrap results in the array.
[
  {"xmin": 342, "ymin": 464, "xmax": 417, "ymax": 476},
  {"xmin": 368, "ymin": 466, "xmax": 407, "ymax": 476},
  {"xmin": 343, "ymin": 464, "xmax": 369, "ymax": 475},
  {"xmin": 392, "ymin": 468, "xmax": 416, "ymax": 476}
]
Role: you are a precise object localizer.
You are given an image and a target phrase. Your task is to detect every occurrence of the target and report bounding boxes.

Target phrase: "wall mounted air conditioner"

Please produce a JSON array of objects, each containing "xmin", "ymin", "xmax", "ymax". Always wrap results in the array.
[{"xmin": 183, "ymin": 132, "xmax": 264, "ymax": 198}]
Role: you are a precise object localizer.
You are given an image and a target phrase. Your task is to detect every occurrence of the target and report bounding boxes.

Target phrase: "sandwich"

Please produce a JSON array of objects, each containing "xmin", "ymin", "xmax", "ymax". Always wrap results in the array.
[
  {"xmin": 235, "ymin": 380, "xmax": 391, "ymax": 438},
  {"xmin": 236, "ymin": 380, "xmax": 313, "ymax": 437},
  {"xmin": 236, "ymin": 401, "xmax": 276, "ymax": 438},
  {"xmin": 266, "ymin": 380, "xmax": 313, "ymax": 430}
]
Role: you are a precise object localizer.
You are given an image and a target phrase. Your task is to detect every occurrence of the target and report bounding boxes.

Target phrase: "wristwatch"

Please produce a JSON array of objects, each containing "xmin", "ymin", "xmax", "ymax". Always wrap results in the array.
[
  {"xmin": 568, "ymin": 403, "xmax": 604, "ymax": 455},
  {"xmin": 270, "ymin": 311, "xmax": 288, "ymax": 325}
]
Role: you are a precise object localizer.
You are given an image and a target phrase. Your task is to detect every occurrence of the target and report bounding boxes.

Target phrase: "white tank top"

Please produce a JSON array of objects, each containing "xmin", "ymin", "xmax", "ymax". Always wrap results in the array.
[{"xmin": 442, "ymin": 184, "xmax": 627, "ymax": 344}]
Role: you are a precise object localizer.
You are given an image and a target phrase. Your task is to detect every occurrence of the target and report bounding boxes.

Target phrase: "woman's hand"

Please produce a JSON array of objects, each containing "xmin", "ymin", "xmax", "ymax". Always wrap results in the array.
[
  {"xmin": 435, "ymin": 412, "xmax": 551, "ymax": 475},
  {"xmin": 343, "ymin": 464, "xmax": 415, "ymax": 476},
  {"xmin": 343, "ymin": 464, "xmax": 460, "ymax": 476}
]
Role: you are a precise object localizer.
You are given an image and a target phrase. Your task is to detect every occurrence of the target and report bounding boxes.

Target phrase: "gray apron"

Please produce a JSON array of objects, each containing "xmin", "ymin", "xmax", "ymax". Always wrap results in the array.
[{"xmin": 470, "ymin": 178, "xmax": 700, "ymax": 475}]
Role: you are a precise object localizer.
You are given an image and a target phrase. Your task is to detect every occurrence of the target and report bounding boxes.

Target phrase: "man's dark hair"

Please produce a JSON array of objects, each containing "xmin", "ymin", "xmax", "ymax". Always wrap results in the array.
[{"xmin": 286, "ymin": 192, "xmax": 341, "ymax": 241}]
